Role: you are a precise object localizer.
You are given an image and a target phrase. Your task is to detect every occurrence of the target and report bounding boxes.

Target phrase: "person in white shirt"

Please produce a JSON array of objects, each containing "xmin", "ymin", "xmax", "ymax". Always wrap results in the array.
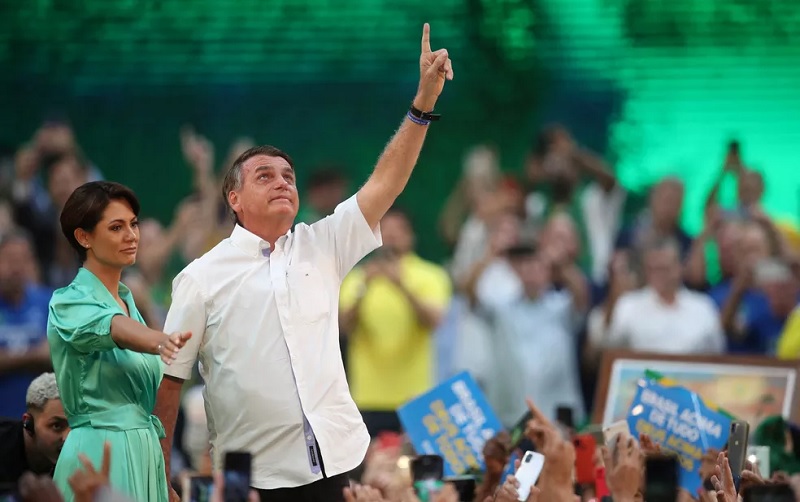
[
  {"xmin": 153, "ymin": 24, "xmax": 453, "ymax": 502},
  {"xmin": 605, "ymin": 237, "xmax": 725, "ymax": 354}
]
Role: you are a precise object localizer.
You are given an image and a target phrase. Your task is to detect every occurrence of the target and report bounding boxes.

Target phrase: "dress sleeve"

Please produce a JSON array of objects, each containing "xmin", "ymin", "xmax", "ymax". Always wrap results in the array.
[{"xmin": 47, "ymin": 286, "xmax": 122, "ymax": 353}]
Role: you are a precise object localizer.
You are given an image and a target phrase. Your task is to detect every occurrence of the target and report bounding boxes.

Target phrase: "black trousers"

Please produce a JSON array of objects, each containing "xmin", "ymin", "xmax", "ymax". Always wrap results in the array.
[{"xmin": 254, "ymin": 443, "xmax": 350, "ymax": 502}]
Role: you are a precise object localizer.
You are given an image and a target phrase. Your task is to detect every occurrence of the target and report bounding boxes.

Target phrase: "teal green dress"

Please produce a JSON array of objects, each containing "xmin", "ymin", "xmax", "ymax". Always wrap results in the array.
[{"xmin": 47, "ymin": 268, "xmax": 167, "ymax": 502}]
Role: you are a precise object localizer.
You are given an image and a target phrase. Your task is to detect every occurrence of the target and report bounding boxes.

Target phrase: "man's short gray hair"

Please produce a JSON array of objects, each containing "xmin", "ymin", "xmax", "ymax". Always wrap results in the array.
[{"xmin": 26, "ymin": 372, "xmax": 60, "ymax": 411}]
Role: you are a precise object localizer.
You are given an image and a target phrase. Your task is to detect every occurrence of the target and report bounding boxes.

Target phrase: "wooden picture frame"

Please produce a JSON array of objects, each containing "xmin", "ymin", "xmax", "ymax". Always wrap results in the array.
[{"xmin": 592, "ymin": 351, "xmax": 800, "ymax": 426}]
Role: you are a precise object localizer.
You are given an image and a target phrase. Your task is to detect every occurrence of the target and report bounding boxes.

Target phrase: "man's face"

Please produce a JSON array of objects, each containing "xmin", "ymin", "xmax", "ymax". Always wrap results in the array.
[
  {"xmin": 29, "ymin": 399, "xmax": 70, "ymax": 464},
  {"xmin": 35, "ymin": 123, "xmax": 76, "ymax": 155},
  {"xmin": 0, "ymin": 239, "xmax": 35, "ymax": 298},
  {"xmin": 230, "ymin": 155, "xmax": 299, "ymax": 230},
  {"xmin": 512, "ymin": 253, "xmax": 552, "ymax": 296},
  {"xmin": 761, "ymin": 278, "xmax": 798, "ymax": 317},
  {"xmin": 717, "ymin": 222, "xmax": 741, "ymax": 276},
  {"xmin": 48, "ymin": 157, "xmax": 87, "ymax": 209},
  {"xmin": 738, "ymin": 170, "xmax": 764, "ymax": 206},
  {"xmin": 308, "ymin": 181, "xmax": 347, "ymax": 214},
  {"xmin": 740, "ymin": 225, "xmax": 771, "ymax": 265},
  {"xmin": 644, "ymin": 247, "xmax": 682, "ymax": 296},
  {"xmin": 380, "ymin": 212, "xmax": 414, "ymax": 254},
  {"xmin": 650, "ymin": 180, "xmax": 684, "ymax": 226}
]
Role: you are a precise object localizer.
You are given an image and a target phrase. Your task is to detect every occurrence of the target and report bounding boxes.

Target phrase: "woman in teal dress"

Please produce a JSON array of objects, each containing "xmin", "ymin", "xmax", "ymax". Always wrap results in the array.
[{"xmin": 47, "ymin": 181, "xmax": 191, "ymax": 502}]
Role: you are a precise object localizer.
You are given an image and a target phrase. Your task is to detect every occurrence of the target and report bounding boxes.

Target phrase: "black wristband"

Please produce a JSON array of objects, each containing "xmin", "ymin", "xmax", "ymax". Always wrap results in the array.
[{"xmin": 409, "ymin": 104, "xmax": 441, "ymax": 122}]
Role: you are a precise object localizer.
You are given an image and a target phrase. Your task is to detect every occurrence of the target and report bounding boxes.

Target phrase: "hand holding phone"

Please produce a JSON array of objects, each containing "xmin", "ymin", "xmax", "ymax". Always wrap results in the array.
[{"xmin": 514, "ymin": 451, "xmax": 545, "ymax": 501}]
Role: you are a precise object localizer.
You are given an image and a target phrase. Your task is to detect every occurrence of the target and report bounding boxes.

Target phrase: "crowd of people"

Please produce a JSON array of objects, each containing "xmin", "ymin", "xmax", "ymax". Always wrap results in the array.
[{"xmin": 1, "ymin": 21, "xmax": 800, "ymax": 502}]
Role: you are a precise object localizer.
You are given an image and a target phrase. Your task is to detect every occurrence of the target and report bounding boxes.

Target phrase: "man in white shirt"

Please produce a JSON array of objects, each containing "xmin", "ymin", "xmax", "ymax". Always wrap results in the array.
[
  {"xmin": 153, "ymin": 24, "xmax": 453, "ymax": 502},
  {"xmin": 606, "ymin": 237, "xmax": 724, "ymax": 354}
]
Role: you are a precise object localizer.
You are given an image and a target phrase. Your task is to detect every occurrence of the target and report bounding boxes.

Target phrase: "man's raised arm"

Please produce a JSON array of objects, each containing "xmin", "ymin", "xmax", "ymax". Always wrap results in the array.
[{"xmin": 357, "ymin": 23, "xmax": 454, "ymax": 229}]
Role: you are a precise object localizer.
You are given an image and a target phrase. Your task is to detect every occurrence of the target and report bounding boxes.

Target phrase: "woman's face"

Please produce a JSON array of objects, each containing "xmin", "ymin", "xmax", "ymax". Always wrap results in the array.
[{"xmin": 79, "ymin": 199, "xmax": 140, "ymax": 269}]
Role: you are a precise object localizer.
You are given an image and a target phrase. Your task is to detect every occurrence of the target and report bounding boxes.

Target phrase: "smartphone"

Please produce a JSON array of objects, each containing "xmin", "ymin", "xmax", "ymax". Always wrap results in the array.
[
  {"xmin": 748, "ymin": 445, "xmax": 771, "ymax": 476},
  {"xmin": 645, "ymin": 454, "xmax": 679, "ymax": 502},
  {"xmin": 443, "ymin": 475, "xmax": 476, "ymax": 502},
  {"xmin": 223, "ymin": 451, "xmax": 252, "ymax": 502},
  {"xmin": 728, "ymin": 420, "xmax": 750, "ymax": 492},
  {"xmin": 742, "ymin": 484, "xmax": 795, "ymax": 502},
  {"xmin": 573, "ymin": 434, "xmax": 597, "ymax": 484},
  {"xmin": 510, "ymin": 410, "xmax": 534, "ymax": 447},
  {"xmin": 411, "ymin": 455, "xmax": 445, "ymax": 502},
  {"xmin": 556, "ymin": 406, "xmax": 574, "ymax": 429},
  {"xmin": 182, "ymin": 475, "xmax": 214, "ymax": 502},
  {"xmin": 514, "ymin": 451, "xmax": 545, "ymax": 501}
]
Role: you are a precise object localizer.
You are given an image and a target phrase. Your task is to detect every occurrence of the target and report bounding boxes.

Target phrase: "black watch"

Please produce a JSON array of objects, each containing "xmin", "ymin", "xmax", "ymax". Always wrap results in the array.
[{"xmin": 409, "ymin": 104, "xmax": 441, "ymax": 122}]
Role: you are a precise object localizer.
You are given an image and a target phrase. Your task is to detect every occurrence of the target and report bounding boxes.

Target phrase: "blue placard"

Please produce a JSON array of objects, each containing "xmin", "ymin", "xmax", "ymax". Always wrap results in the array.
[
  {"xmin": 627, "ymin": 379, "xmax": 731, "ymax": 494},
  {"xmin": 397, "ymin": 371, "xmax": 504, "ymax": 477}
]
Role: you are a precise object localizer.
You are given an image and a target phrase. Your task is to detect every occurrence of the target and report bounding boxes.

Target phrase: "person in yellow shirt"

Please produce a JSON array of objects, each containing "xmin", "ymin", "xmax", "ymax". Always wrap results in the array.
[
  {"xmin": 340, "ymin": 207, "xmax": 452, "ymax": 436},
  {"xmin": 777, "ymin": 306, "xmax": 800, "ymax": 359}
]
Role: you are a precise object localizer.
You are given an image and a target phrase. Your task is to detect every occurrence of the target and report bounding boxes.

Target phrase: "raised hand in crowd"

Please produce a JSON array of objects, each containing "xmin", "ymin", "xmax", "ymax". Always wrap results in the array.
[
  {"xmin": 491, "ymin": 457, "xmax": 541, "ymax": 502},
  {"xmin": 602, "ymin": 433, "xmax": 643, "ymax": 502},
  {"xmin": 523, "ymin": 398, "xmax": 575, "ymax": 501},
  {"xmin": 709, "ymin": 452, "xmax": 737, "ymax": 502},
  {"xmin": 68, "ymin": 441, "xmax": 111, "ymax": 502},
  {"xmin": 180, "ymin": 125, "xmax": 215, "ymax": 176},
  {"xmin": 698, "ymin": 448, "xmax": 721, "ymax": 486},
  {"xmin": 345, "ymin": 484, "xmax": 388, "ymax": 502},
  {"xmin": 638, "ymin": 433, "xmax": 661, "ymax": 455}
]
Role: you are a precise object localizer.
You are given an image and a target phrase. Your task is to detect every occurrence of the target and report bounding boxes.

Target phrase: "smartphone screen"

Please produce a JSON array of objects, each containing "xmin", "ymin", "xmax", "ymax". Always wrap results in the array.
[
  {"xmin": 411, "ymin": 455, "xmax": 444, "ymax": 502},
  {"xmin": 741, "ymin": 484, "xmax": 795, "ymax": 502},
  {"xmin": 443, "ymin": 475, "xmax": 476, "ymax": 502},
  {"xmin": 510, "ymin": 410, "xmax": 533, "ymax": 447},
  {"xmin": 728, "ymin": 420, "xmax": 750, "ymax": 491},
  {"xmin": 182, "ymin": 475, "xmax": 214, "ymax": 502},
  {"xmin": 645, "ymin": 454, "xmax": 679, "ymax": 502},
  {"xmin": 223, "ymin": 451, "xmax": 252, "ymax": 502}
]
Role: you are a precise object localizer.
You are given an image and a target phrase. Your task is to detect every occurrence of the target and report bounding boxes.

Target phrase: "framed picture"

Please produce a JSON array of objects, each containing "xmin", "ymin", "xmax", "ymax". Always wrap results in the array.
[{"xmin": 592, "ymin": 351, "xmax": 800, "ymax": 426}]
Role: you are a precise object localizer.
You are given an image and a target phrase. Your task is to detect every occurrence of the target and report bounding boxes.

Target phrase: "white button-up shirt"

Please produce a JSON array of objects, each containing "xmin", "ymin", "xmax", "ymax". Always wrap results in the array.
[
  {"xmin": 162, "ymin": 195, "xmax": 382, "ymax": 489},
  {"xmin": 607, "ymin": 287, "xmax": 725, "ymax": 354}
]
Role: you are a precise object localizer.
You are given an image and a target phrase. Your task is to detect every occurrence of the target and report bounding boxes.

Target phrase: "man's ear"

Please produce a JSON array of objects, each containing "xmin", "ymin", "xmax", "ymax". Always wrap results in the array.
[
  {"xmin": 22, "ymin": 413, "xmax": 34, "ymax": 436},
  {"xmin": 228, "ymin": 191, "xmax": 240, "ymax": 213}
]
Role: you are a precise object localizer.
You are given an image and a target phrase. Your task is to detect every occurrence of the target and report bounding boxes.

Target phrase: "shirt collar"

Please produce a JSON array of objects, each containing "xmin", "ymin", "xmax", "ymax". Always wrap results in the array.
[
  {"xmin": 230, "ymin": 224, "xmax": 274, "ymax": 258},
  {"xmin": 76, "ymin": 267, "xmax": 132, "ymax": 301}
]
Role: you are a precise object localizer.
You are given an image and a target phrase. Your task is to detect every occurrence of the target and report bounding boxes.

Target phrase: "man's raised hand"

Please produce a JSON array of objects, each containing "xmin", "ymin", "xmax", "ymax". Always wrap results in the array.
[{"xmin": 415, "ymin": 23, "xmax": 454, "ymax": 111}]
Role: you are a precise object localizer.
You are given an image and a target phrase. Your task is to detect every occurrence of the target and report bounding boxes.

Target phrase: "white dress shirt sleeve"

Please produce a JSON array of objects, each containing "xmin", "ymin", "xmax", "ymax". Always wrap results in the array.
[
  {"xmin": 606, "ymin": 294, "xmax": 631, "ymax": 348},
  {"xmin": 700, "ymin": 296, "xmax": 726, "ymax": 354},
  {"xmin": 313, "ymin": 194, "xmax": 383, "ymax": 279},
  {"xmin": 163, "ymin": 272, "xmax": 208, "ymax": 380}
]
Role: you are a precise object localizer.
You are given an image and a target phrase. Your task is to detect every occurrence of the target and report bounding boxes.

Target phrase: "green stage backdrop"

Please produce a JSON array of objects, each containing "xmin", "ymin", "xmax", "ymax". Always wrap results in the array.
[{"xmin": 1, "ymin": 0, "xmax": 799, "ymax": 261}]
